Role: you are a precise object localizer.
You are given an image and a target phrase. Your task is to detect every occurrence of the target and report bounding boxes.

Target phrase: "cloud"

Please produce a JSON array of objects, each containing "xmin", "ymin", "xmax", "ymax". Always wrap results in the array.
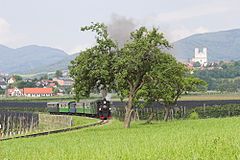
[
  {"xmin": 0, "ymin": 17, "xmax": 11, "ymax": 37},
  {"xmin": 69, "ymin": 43, "xmax": 94, "ymax": 54},
  {"xmin": 146, "ymin": 5, "xmax": 228, "ymax": 24},
  {"xmin": 0, "ymin": 17, "xmax": 27, "ymax": 47},
  {"xmin": 166, "ymin": 26, "xmax": 209, "ymax": 42}
]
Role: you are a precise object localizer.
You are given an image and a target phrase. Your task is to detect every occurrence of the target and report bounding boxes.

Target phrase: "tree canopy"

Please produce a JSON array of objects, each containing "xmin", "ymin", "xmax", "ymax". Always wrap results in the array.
[
  {"xmin": 69, "ymin": 22, "xmax": 206, "ymax": 128},
  {"xmin": 69, "ymin": 23, "xmax": 117, "ymax": 101}
]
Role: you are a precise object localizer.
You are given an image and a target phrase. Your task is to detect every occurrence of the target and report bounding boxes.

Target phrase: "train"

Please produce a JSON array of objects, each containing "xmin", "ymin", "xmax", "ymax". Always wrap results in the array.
[{"xmin": 47, "ymin": 98, "xmax": 112, "ymax": 120}]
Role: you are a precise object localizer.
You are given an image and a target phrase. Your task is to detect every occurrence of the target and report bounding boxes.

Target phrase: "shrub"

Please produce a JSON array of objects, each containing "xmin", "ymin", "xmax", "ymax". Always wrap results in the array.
[{"xmin": 188, "ymin": 111, "xmax": 199, "ymax": 120}]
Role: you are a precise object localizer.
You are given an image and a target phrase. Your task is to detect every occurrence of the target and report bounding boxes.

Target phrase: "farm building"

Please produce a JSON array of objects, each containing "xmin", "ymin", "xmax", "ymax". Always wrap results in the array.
[
  {"xmin": 23, "ymin": 88, "xmax": 53, "ymax": 97},
  {"xmin": 7, "ymin": 87, "xmax": 53, "ymax": 97}
]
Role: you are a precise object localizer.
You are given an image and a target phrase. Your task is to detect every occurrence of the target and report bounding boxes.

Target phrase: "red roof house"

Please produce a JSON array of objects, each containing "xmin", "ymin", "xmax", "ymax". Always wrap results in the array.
[{"xmin": 23, "ymin": 88, "xmax": 53, "ymax": 97}]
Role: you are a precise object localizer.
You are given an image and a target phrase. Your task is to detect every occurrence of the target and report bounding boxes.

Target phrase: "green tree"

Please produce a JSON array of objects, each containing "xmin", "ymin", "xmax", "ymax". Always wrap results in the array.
[
  {"xmin": 53, "ymin": 88, "xmax": 59, "ymax": 94},
  {"xmin": 70, "ymin": 22, "xmax": 193, "ymax": 128},
  {"xmin": 40, "ymin": 74, "xmax": 48, "ymax": 80},
  {"xmin": 0, "ymin": 88, "xmax": 5, "ymax": 95},
  {"xmin": 13, "ymin": 75, "xmax": 22, "ymax": 81},
  {"xmin": 114, "ymin": 27, "xmax": 171, "ymax": 127},
  {"xmin": 193, "ymin": 61, "xmax": 201, "ymax": 67},
  {"xmin": 69, "ymin": 22, "xmax": 117, "ymax": 101},
  {"xmin": 159, "ymin": 76, "xmax": 207, "ymax": 121},
  {"xmin": 55, "ymin": 70, "xmax": 63, "ymax": 78},
  {"xmin": 138, "ymin": 62, "xmax": 207, "ymax": 122},
  {"xmin": 14, "ymin": 81, "xmax": 36, "ymax": 89},
  {"xmin": 70, "ymin": 23, "xmax": 173, "ymax": 128}
]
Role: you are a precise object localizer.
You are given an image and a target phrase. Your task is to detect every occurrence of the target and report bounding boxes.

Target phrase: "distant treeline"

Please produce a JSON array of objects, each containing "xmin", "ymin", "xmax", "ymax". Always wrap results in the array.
[{"xmin": 194, "ymin": 60, "xmax": 240, "ymax": 92}]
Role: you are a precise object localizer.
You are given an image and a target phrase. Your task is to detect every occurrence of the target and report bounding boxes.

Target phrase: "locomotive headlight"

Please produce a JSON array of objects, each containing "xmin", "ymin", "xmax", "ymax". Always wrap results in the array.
[
  {"xmin": 109, "ymin": 108, "xmax": 111, "ymax": 110},
  {"xmin": 103, "ymin": 101, "xmax": 106, "ymax": 104},
  {"xmin": 99, "ymin": 108, "xmax": 102, "ymax": 111}
]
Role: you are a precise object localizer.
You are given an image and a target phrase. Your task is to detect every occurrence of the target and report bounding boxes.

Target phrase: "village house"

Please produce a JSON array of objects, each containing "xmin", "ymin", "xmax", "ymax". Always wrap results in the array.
[
  {"xmin": 7, "ymin": 77, "xmax": 16, "ymax": 84},
  {"xmin": 0, "ymin": 81, "xmax": 7, "ymax": 89},
  {"xmin": 35, "ymin": 80, "xmax": 57, "ymax": 88},
  {"xmin": 7, "ymin": 88, "xmax": 23, "ymax": 96},
  {"xmin": 53, "ymin": 77, "xmax": 74, "ymax": 86},
  {"xmin": 7, "ymin": 87, "xmax": 53, "ymax": 97},
  {"xmin": 0, "ymin": 76, "xmax": 6, "ymax": 82}
]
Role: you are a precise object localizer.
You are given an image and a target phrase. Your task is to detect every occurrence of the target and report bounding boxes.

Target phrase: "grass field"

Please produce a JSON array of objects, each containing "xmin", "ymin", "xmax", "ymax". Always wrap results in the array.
[{"xmin": 1, "ymin": 117, "xmax": 240, "ymax": 160}]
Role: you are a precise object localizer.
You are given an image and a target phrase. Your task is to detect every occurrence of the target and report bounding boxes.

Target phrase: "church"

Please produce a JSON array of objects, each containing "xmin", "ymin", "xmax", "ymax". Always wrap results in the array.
[{"xmin": 192, "ymin": 48, "xmax": 208, "ymax": 66}]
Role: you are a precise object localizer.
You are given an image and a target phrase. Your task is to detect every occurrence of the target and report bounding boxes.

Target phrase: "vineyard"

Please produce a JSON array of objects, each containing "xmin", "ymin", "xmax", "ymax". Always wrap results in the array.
[{"xmin": 0, "ymin": 111, "xmax": 38, "ymax": 138}]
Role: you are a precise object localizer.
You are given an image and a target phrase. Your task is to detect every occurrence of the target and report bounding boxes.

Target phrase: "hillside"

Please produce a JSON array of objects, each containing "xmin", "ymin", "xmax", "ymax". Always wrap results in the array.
[
  {"xmin": 0, "ymin": 45, "xmax": 69, "ymax": 74},
  {"xmin": 171, "ymin": 29, "xmax": 240, "ymax": 62}
]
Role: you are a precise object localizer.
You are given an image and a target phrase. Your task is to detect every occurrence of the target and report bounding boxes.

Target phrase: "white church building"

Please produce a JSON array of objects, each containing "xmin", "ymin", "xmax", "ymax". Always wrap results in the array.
[{"xmin": 192, "ymin": 48, "xmax": 208, "ymax": 66}]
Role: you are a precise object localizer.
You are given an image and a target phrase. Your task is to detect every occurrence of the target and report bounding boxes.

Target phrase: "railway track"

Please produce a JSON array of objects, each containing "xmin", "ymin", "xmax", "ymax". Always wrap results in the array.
[{"xmin": 0, "ymin": 120, "xmax": 107, "ymax": 141}]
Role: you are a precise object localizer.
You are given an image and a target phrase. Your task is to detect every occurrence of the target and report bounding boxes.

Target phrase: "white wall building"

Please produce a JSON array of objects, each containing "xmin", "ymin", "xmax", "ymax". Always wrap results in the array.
[{"xmin": 192, "ymin": 48, "xmax": 208, "ymax": 66}]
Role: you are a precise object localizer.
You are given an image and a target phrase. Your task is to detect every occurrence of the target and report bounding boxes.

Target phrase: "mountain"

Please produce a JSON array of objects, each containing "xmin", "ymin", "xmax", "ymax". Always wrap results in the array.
[
  {"xmin": 2, "ymin": 28, "xmax": 240, "ymax": 74},
  {"xmin": 34, "ymin": 53, "xmax": 80, "ymax": 73},
  {"xmin": 0, "ymin": 45, "xmax": 69, "ymax": 73},
  {"xmin": 171, "ymin": 29, "xmax": 240, "ymax": 62}
]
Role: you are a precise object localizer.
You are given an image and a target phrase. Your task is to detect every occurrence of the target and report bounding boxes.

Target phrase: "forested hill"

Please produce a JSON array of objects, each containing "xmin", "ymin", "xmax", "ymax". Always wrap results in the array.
[{"xmin": 171, "ymin": 29, "xmax": 240, "ymax": 62}]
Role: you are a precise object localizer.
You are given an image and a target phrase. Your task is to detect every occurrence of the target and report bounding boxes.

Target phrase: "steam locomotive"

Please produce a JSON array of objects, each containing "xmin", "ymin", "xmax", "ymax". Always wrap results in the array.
[{"xmin": 47, "ymin": 99, "xmax": 111, "ymax": 120}]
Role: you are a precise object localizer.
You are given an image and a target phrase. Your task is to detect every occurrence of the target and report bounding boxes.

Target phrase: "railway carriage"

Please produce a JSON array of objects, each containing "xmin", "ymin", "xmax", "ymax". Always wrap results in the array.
[
  {"xmin": 59, "ymin": 102, "xmax": 70, "ymax": 113},
  {"xmin": 47, "ymin": 102, "xmax": 59, "ymax": 113},
  {"xmin": 47, "ymin": 99, "xmax": 111, "ymax": 120}
]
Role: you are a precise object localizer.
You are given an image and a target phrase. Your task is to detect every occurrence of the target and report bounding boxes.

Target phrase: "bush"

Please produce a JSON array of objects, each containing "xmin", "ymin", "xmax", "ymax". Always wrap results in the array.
[
  {"xmin": 188, "ymin": 111, "xmax": 199, "ymax": 120},
  {"xmin": 187, "ymin": 104, "xmax": 240, "ymax": 119}
]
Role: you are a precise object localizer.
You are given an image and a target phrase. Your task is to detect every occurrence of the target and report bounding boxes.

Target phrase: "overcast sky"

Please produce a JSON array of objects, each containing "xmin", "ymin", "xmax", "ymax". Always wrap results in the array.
[{"xmin": 0, "ymin": 0, "xmax": 240, "ymax": 54}]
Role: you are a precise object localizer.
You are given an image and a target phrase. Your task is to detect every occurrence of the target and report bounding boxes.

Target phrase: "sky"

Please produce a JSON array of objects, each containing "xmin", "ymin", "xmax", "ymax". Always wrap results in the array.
[{"xmin": 0, "ymin": 0, "xmax": 240, "ymax": 54}]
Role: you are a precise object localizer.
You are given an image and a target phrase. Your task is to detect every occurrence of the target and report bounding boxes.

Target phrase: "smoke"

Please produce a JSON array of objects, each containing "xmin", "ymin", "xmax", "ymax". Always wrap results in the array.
[{"xmin": 108, "ymin": 14, "xmax": 137, "ymax": 47}]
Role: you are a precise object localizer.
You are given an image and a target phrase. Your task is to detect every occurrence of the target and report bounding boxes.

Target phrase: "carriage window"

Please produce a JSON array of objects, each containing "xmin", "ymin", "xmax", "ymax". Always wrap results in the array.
[{"xmin": 70, "ymin": 103, "xmax": 76, "ymax": 107}]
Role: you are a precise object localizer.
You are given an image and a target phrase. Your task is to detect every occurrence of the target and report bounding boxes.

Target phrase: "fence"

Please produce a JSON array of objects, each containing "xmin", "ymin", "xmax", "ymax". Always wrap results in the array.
[
  {"xmin": 112, "ymin": 104, "xmax": 240, "ymax": 121},
  {"xmin": 0, "ymin": 111, "xmax": 39, "ymax": 138},
  {"xmin": 112, "ymin": 106, "xmax": 186, "ymax": 121}
]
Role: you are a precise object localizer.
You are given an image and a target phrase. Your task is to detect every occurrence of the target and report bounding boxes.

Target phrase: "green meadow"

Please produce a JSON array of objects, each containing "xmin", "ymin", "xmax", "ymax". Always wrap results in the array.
[{"xmin": 1, "ymin": 117, "xmax": 240, "ymax": 160}]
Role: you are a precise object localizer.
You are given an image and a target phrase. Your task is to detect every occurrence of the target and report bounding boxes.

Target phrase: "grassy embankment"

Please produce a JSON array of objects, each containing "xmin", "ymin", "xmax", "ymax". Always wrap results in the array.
[
  {"xmin": 37, "ymin": 114, "xmax": 98, "ymax": 131},
  {"xmin": 1, "ymin": 117, "xmax": 240, "ymax": 159}
]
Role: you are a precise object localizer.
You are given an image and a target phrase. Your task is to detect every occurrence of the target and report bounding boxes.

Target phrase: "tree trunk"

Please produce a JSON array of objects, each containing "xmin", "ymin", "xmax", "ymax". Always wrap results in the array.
[
  {"xmin": 164, "ymin": 105, "xmax": 170, "ymax": 121},
  {"xmin": 124, "ymin": 93, "xmax": 134, "ymax": 128},
  {"xmin": 145, "ymin": 112, "xmax": 154, "ymax": 124}
]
